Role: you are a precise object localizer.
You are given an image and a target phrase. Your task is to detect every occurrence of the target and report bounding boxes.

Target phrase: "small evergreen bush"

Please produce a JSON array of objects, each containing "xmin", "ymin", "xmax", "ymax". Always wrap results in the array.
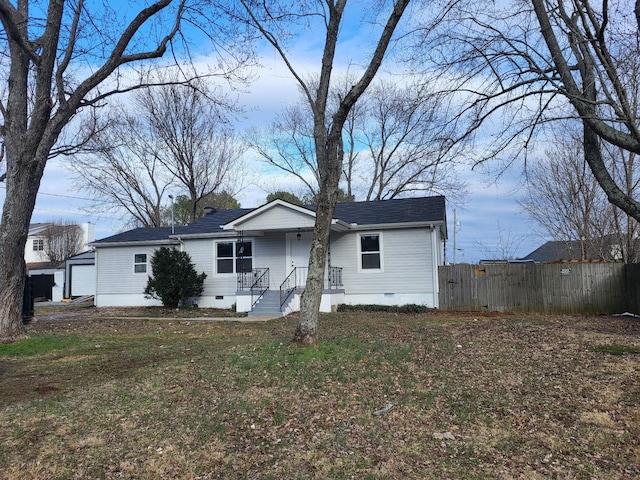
[{"xmin": 144, "ymin": 247, "xmax": 207, "ymax": 308}]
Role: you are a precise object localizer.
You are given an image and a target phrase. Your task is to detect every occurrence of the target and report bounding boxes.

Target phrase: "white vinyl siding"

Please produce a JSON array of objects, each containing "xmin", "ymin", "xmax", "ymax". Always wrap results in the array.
[
  {"xmin": 233, "ymin": 205, "xmax": 315, "ymax": 230},
  {"xmin": 331, "ymin": 228, "xmax": 435, "ymax": 295},
  {"xmin": 184, "ymin": 238, "xmax": 234, "ymax": 297},
  {"xmin": 96, "ymin": 246, "xmax": 167, "ymax": 296},
  {"xmin": 187, "ymin": 234, "xmax": 287, "ymax": 298},
  {"xmin": 254, "ymin": 232, "xmax": 287, "ymax": 285}
]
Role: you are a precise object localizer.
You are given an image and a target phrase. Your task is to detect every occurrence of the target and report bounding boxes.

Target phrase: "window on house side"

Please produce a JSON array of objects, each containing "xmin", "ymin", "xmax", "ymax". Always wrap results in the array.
[
  {"xmin": 217, "ymin": 242, "xmax": 234, "ymax": 273},
  {"xmin": 134, "ymin": 253, "xmax": 147, "ymax": 273},
  {"xmin": 33, "ymin": 239, "xmax": 44, "ymax": 251},
  {"xmin": 217, "ymin": 241, "xmax": 253, "ymax": 274},
  {"xmin": 360, "ymin": 234, "xmax": 381, "ymax": 270},
  {"xmin": 236, "ymin": 241, "xmax": 253, "ymax": 273}
]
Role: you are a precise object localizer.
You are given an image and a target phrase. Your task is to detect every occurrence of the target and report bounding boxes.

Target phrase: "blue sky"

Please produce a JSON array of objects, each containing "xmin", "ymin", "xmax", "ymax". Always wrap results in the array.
[{"xmin": 0, "ymin": 1, "xmax": 550, "ymax": 263}]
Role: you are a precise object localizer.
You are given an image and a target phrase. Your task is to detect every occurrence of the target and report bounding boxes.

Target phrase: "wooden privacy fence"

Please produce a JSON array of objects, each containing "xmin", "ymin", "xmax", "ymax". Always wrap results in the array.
[{"xmin": 439, "ymin": 262, "xmax": 640, "ymax": 314}]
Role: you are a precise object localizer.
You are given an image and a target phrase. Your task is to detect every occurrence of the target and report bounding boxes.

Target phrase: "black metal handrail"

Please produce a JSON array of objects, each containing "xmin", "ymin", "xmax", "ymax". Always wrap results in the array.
[
  {"xmin": 250, "ymin": 268, "xmax": 269, "ymax": 309},
  {"xmin": 327, "ymin": 266, "xmax": 343, "ymax": 288},
  {"xmin": 237, "ymin": 268, "xmax": 268, "ymax": 291},
  {"xmin": 279, "ymin": 266, "xmax": 343, "ymax": 309},
  {"xmin": 280, "ymin": 267, "xmax": 299, "ymax": 308}
]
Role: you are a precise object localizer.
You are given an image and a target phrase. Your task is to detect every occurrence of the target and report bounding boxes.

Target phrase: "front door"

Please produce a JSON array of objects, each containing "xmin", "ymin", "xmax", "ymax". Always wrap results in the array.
[{"xmin": 287, "ymin": 232, "xmax": 313, "ymax": 286}]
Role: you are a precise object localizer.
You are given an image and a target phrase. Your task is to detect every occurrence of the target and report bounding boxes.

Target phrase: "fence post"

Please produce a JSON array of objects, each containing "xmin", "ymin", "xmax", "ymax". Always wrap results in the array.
[{"xmin": 23, "ymin": 276, "xmax": 34, "ymax": 324}]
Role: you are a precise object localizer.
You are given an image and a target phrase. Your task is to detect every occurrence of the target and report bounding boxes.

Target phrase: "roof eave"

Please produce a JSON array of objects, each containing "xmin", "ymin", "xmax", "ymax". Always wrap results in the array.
[
  {"xmin": 91, "ymin": 239, "xmax": 179, "ymax": 248},
  {"xmin": 171, "ymin": 231, "xmax": 264, "ymax": 240},
  {"xmin": 330, "ymin": 219, "xmax": 352, "ymax": 231},
  {"xmin": 349, "ymin": 220, "xmax": 446, "ymax": 232}
]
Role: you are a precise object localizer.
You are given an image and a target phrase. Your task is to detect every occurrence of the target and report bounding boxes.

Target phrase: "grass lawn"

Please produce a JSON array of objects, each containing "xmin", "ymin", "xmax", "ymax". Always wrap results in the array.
[{"xmin": 0, "ymin": 307, "xmax": 638, "ymax": 479}]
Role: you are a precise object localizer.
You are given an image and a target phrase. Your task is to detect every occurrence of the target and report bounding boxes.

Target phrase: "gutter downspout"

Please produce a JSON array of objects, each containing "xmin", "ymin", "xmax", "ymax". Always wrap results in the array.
[{"xmin": 431, "ymin": 228, "xmax": 440, "ymax": 309}]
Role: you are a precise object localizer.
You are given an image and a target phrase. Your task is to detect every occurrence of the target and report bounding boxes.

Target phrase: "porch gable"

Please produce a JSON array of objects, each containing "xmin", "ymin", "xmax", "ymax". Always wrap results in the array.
[
  {"xmin": 222, "ymin": 199, "xmax": 352, "ymax": 233},
  {"xmin": 224, "ymin": 201, "xmax": 316, "ymax": 232}
]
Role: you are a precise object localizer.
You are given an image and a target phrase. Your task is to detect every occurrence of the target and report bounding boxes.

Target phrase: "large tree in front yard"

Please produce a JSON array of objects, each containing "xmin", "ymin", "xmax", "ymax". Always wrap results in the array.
[
  {"xmin": 231, "ymin": 0, "xmax": 414, "ymax": 345},
  {"xmin": 0, "ymin": 0, "xmax": 246, "ymax": 341},
  {"xmin": 0, "ymin": 1, "xmax": 181, "ymax": 341}
]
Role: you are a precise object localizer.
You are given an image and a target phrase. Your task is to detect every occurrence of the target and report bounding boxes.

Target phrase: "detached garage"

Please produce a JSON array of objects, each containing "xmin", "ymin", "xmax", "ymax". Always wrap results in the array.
[{"xmin": 65, "ymin": 251, "xmax": 96, "ymax": 299}]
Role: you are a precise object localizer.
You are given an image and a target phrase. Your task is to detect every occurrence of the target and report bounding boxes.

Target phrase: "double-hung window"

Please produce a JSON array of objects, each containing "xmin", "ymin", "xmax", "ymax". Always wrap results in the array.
[
  {"xmin": 33, "ymin": 239, "xmax": 44, "ymax": 251},
  {"xmin": 134, "ymin": 253, "xmax": 147, "ymax": 273},
  {"xmin": 216, "ymin": 241, "xmax": 253, "ymax": 274},
  {"xmin": 359, "ymin": 233, "xmax": 382, "ymax": 270}
]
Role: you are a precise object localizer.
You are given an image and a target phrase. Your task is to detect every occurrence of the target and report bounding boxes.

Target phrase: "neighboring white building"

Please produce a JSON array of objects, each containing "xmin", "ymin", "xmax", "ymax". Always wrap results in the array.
[
  {"xmin": 25, "ymin": 223, "xmax": 53, "ymax": 265},
  {"xmin": 26, "ymin": 222, "xmax": 95, "ymax": 264},
  {"xmin": 91, "ymin": 197, "xmax": 447, "ymax": 315},
  {"xmin": 26, "ymin": 222, "xmax": 96, "ymax": 302}
]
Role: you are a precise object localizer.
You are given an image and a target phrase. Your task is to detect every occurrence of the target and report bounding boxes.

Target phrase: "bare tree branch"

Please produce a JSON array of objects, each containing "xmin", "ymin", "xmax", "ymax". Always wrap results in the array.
[
  {"xmin": 41, "ymin": 220, "xmax": 84, "ymax": 267},
  {"xmin": 423, "ymin": 0, "xmax": 640, "ymax": 222},
  {"xmin": 73, "ymin": 80, "xmax": 246, "ymax": 227}
]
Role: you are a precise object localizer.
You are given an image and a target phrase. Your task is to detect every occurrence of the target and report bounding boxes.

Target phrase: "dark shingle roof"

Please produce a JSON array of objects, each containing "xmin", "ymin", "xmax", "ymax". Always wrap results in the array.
[
  {"xmin": 331, "ymin": 196, "xmax": 445, "ymax": 225},
  {"xmin": 523, "ymin": 241, "xmax": 577, "ymax": 262},
  {"xmin": 93, "ymin": 197, "xmax": 446, "ymax": 245},
  {"xmin": 93, "ymin": 226, "xmax": 177, "ymax": 244},
  {"xmin": 523, "ymin": 236, "xmax": 637, "ymax": 262},
  {"xmin": 175, "ymin": 208, "xmax": 254, "ymax": 235}
]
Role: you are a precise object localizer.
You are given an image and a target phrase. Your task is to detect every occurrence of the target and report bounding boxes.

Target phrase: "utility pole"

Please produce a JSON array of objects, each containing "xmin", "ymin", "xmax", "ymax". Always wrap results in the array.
[
  {"xmin": 168, "ymin": 195, "xmax": 175, "ymax": 234},
  {"xmin": 453, "ymin": 208, "xmax": 457, "ymax": 265}
]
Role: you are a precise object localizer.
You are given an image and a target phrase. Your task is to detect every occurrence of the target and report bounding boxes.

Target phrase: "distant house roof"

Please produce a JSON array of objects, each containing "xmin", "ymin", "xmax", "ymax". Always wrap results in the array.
[
  {"xmin": 523, "ymin": 241, "xmax": 579, "ymax": 263},
  {"xmin": 93, "ymin": 196, "xmax": 447, "ymax": 246},
  {"xmin": 66, "ymin": 250, "xmax": 95, "ymax": 261},
  {"xmin": 523, "ymin": 238, "xmax": 629, "ymax": 263},
  {"xmin": 28, "ymin": 223, "xmax": 52, "ymax": 236},
  {"xmin": 26, "ymin": 261, "xmax": 60, "ymax": 271}
]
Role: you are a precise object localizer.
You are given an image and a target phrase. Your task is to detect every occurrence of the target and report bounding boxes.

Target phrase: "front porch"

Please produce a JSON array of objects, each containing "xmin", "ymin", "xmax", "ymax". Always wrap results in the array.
[{"xmin": 235, "ymin": 266, "xmax": 344, "ymax": 316}]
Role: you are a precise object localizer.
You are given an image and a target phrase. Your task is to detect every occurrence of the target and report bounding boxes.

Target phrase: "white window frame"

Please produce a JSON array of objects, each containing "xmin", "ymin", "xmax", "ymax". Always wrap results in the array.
[
  {"xmin": 133, "ymin": 253, "xmax": 148, "ymax": 274},
  {"xmin": 33, "ymin": 238, "xmax": 44, "ymax": 251},
  {"xmin": 357, "ymin": 232, "xmax": 383, "ymax": 272},
  {"xmin": 215, "ymin": 240, "xmax": 253, "ymax": 275}
]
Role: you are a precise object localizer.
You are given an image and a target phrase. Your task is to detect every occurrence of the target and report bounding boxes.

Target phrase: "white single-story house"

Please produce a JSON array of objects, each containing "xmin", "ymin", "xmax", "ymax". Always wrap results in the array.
[{"xmin": 91, "ymin": 196, "xmax": 447, "ymax": 315}]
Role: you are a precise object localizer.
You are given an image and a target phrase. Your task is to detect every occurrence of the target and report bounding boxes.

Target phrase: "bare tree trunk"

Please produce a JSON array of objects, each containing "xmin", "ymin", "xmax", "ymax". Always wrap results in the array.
[
  {"xmin": 295, "ymin": 202, "xmax": 331, "ymax": 345},
  {"xmin": 236, "ymin": 0, "xmax": 410, "ymax": 345},
  {"xmin": 0, "ymin": 1, "xmax": 38, "ymax": 340},
  {"xmin": 0, "ymin": 147, "xmax": 46, "ymax": 341},
  {"xmin": 0, "ymin": 0, "xmax": 193, "ymax": 341},
  {"xmin": 294, "ymin": 0, "xmax": 409, "ymax": 346},
  {"xmin": 295, "ymin": 168, "xmax": 340, "ymax": 344}
]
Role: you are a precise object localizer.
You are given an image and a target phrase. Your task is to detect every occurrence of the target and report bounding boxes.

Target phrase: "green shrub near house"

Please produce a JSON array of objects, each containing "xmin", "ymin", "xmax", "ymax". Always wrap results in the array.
[{"xmin": 144, "ymin": 247, "xmax": 206, "ymax": 308}]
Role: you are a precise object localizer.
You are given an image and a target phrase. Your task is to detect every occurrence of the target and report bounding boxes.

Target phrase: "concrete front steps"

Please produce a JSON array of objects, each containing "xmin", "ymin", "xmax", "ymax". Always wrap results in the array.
[{"xmin": 247, "ymin": 290, "xmax": 285, "ymax": 317}]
